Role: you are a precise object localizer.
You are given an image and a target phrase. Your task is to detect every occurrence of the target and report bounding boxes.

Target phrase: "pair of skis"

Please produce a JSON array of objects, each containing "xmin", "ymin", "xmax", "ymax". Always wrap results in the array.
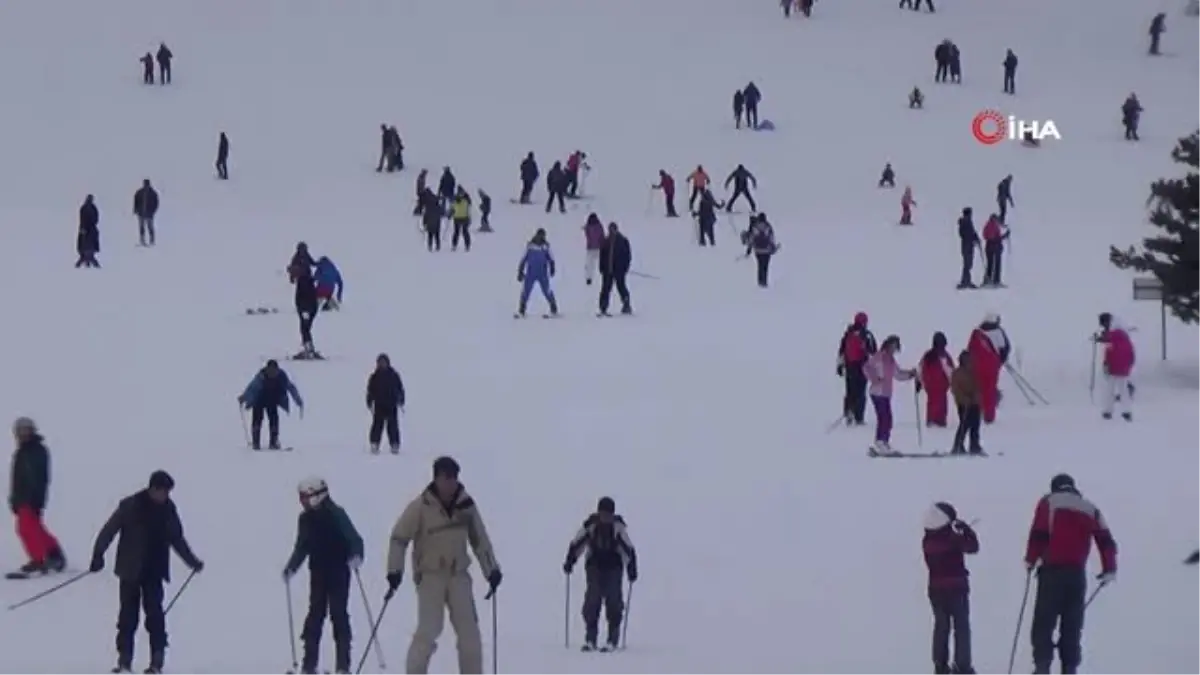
[{"xmin": 867, "ymin": 448, "xmax": 991, "ymax": 458}]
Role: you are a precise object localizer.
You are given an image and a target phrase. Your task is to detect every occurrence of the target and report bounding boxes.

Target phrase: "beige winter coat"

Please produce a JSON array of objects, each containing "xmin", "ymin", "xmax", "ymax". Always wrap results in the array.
[{"xmin": 387, "ymin": 483, "xmax": 500, "ymax": 580}]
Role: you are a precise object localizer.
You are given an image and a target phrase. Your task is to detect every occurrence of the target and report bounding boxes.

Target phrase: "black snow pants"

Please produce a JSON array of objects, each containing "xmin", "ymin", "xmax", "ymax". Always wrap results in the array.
[
  {"xmin": 298, "ymin": 309, "xmax": 316, "ymax": 346},
  {"xmin": 519, "ymin": 178, "xmax": 534, "ymax": 204},
  {"xmin": 1003, "ymin": 71, "xmax": 1016, "ymax": 94},
  {"xmin": 158, "ymin": 62, "xmax": 171, "ymax": 84},
  {"xmin": 598, "ymin": 272, "xmax": 631, "ymax": 314},
  {"xmin": 546, "ymin": 190, "xmax": 566, "ymax": 213},
  {"xmin": 929, "ymin": 587, "xmax": 972, "ymax": 672},
  {"xmin": 142, "ymin": 64, "xmax": 154, "ymax": 85},
  {"xmin": 843, "ymin": 363, "xmax": 868, "ymax": 423},
  {"xmin": 997, "ymin": 198, "xmax": 1009, "ymax": 223},
  {"xmin": 952, "ymin": 404, "xmax": 981, "ymax": 451},
  {"xmin": 1030, "ymin": 566, "xmax": 1087, "ymax": 674},
  {"xmin": 369, "ymin": 408, "xmax": 400, "ymax": 448},
  {"xmin": 302, "ymin": 568, "xmax": 352, "ymax": 672},
  {"xmin": 424, "ymin": 221, "xmax": 441, "ymax": 251},
  {"xmin": 116, "ymin": 575, "xmax": 167, "ymax": 667},
  {"xmin": 959, "ymin": 245, "xmax": 975, "ymax": 287},
  {"xmin": 754, "ymin": 252, "xmax": 771, "ymax": 287},
  {"xmin": 698, "ymin": 217, "xmax": 715, "ymax": 246},
  {"xmin": 216, "ymin": 157, "xmax": 228, "ymax": 180},
  {"xmin": 452, "ymin": 218, "xmax": 471, "ymax": 250},
  {"xmin": 745, "ymin": 104, "xmax": 759, "ymax": 129},
  {"xmin": 935, "ymin": 61, "xmax": 949, "ymax": 82},
  {"xmin": 582, "ymin": 566, "xmax": 624, "ymax": 645},
  {"xmin": 726, "ymin": 187, "xmax": 757, "ymax": 213},
  {"xmin": 251, "ymin": 404, "xmax": 280, "ymax": 448},
  {"xmin": 983, "ymin": 243, "xmax": 1003, "ymax": 285}
]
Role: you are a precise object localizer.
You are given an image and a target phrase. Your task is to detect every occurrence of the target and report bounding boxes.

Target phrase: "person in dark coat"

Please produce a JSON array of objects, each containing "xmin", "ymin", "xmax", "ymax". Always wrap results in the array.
[
  {"xmin": 437, "ymin": 167, "xmax": 457, "ymax": 213},
  {"xmin": 420, "ymin": 188, "xmax": 443, "ymax": 251},
  {"xmin": 922, "ymin": 502, "xmax": 979, "ymax": 675},
  {"xmin": 155, "ymin": 43, "xmax": 173, "ymax": 85},
  {"xmin": 744, "ymin": 213, "xmax": 777, "ymax": 287},
  {"xmin": 652, "ymin": 170, "xmax": 677, "ymax": 217},
  {"xmin": 139, "ymin": 52, "xmax": 154, "ymax": 85},
  {"xmin": 478, "ymin": 189, "xmax": 493, "ymax": 232},
  {"xmin": 563, "ymin": 497, "xmax": 637, "ymax": 652},
  {"xmin": 909, "ymin": 86, "xmax": 924, "ymax": 109},
  {"xmin": 133, "ymin": 179, "xmax": 159, "ymax": 246},
  {"xmin": 8, "ymin": 417, "xmax": 66, "ymax": 577},
  {"xmin": 948, "ymin": 42, "xmax": 962, "ymax": 83},
  {"xmin": 598, "ymin": 223, "xmax": 632, "ymax": 316},
  {"xmin": 1149, "ymin": 13, "xmax": 1166, "ymax": 55},
  {"xmin": 1121, "ymin": 94, "xmax": 1142, "ymax": 141},
  {"xmin": 694, "ymin": 188, "xmax": 723, "ymax": 246},
  {"xmin": 288, "ymin": 241, "xmax": 315, "ymax": 283},
  {"xmin": 836, "ymin": 312, "xmax": 877, "ymax": 425},
  {"xmin": 957, "ymin": 208, "xmax": 979, "ymax": 289},
  {"xmin": 1002, "ymin": 49, "xmax": 1018, "ymax": 94},
  {"xmin": 365, "ymin": 353, "xmax": 406, "ymax": 453},
  {"xmin": 89, "ymin": 470, "xmax": 203, "ymax": 674},
  {"xmin": 284, "ymin": 477, "xmax": 365, "ymax": 674},
  {"xmin": 519, "ymin": 152, "xmax": 539, "ymax": 204},
  {"xmin": 996, "ymin": 175, "xmax": 1014, "ymax": 223},
  {"xmin": 76, "ymin": 194, "xmax": 101, "ymax": 268},
  {"xmin": 294, "ymin": 271, "xmax": 321, "ymax": 358},
  {"xmin": 215, "ymin": 132, "xmax": 229, "ymax": 180},
  {"xmin": 545, "ymin": 161, "xmax": 568, "ymax": 214},
  {"xmin": 934, "ymin": 41, "xmax": 951, "ymax": 82},
  {"xmin": 733, "ymin": 89, "xmax": 745, "ymax": 129},
  {"xmin": 377, "ymin": 125, "xmax": 403, "ymax": 172},
  {"xmin": 742, "ymin": 82, "xmax": 762, "ymax": 129},
  {"xmin": 878, "ymin": 163, "xmax": 895, "ymax": 188},
  {"xmin": 724, "ymin": 164, "xmax": 758, "ymax": 212},
  {"xmin": 238, "ymin": 360, "xmax": 305, "ymax": 450}
]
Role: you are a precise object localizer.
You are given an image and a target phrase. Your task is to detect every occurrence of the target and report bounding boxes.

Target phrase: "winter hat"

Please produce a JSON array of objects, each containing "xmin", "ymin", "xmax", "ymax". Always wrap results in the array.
[
  {"xmin": 932, "ymin": 331, "xmax": 947, "ymax": 348},
  {"xmin": 148, "ymin": 470, "xmax": 175, "ymax": 491},
  {"xmin": 1098, "ymin": 312, "xmax": 1113, "ymax": 329},
  {"xmin": 923, "ymin": 502, "xmax": 957, "ymax": 530},
  {"xmin": 12, "ymin": 417, "xmax": 37, "ymax": 435},
  {"xmin": 597, "ymin": 497, "xmax": 616, "ymax": 514},
  {"xmin": 433, "ymin": 456, "xmax": 461, "ymax": 479},
  {"xmin": 853, "ymin": 312, "xmax": 868, "ymax": 327},
  {"xmin": 1050, "ymin": 473, "xmax": 1076, "ymax": 494}
]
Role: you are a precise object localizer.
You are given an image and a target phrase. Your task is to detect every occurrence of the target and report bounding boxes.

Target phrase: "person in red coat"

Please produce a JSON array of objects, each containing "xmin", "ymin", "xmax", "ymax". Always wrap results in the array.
[
  {"xmin": 920, "ymin": 332, "xmax": 955, "ymax": 427},
  {"xmin": 981, "ymin": 215, "xmax": 1009, "ymax": 286},
  {"xmin": 966, "ymin": 313, "xmax": 1009, "ymax": 424},
  {"xmin": 1024, "ymin": 473, "xmax": 1117, "ymax": 675},
  {"xmin": 651, "ymin": 170, "xmax": 678, "ymax": 217},
  {"xmin": 900, "ymin": 186, "xmax": 916, "ymax": 225},
  {"xmin": 922, "ymin": 501, "xmax": 979, "ymax": 675},
  {"xmin": 1094, "ymin": 312, "xmax": 1135, "ymax": 421}
]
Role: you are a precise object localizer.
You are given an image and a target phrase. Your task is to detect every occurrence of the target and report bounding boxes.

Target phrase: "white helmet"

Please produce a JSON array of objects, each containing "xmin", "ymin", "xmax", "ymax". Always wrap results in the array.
[
  {"xmin": 298, "ymin": 477, "xmax": 328, "ymax": 508},
  {"xmin": 983, "ymin": 312, "xmax": 1000, "ymax": 325}
]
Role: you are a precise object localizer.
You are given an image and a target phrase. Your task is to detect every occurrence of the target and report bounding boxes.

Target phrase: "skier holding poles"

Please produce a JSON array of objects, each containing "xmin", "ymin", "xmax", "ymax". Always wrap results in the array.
[{"xmin": 562, "ymin": 496, "xmax": 638, "ymax": 652}]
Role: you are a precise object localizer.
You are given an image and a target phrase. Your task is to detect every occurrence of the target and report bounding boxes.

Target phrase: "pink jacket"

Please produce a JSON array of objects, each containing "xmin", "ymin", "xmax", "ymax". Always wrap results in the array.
[
  {"xmin": 583, "ymin": 221, "xmax": 605, "ymax": 250},
  {"xmin": 866, "ymin": 350, "xmax": 913, "ymax": 398},
  {"xmin": 1100, "ymin": 322, "xmax": 1135, "ymax": 377}
]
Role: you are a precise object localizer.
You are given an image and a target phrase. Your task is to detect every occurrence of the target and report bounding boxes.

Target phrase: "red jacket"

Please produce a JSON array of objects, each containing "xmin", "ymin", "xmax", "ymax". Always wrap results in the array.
[
  {"xmin": 567, "ymin": 152, "xmax": 582, "ymax": 173},
  {"xmin": 1024, "ymin": 490, "xmax": 1117, "ymax": 573},
  {"xmin": 1098, "ymin": 327, "xmax": 1135, "ymax": 377},
  {"xmin": 655, "ymin": 174, "xmax": 675, "ymax": 197},
  {"xmin": 967, "ymin": 324, "xmax": 1008, "ymax": 376},
  {"xmin": 920, "ymin": 348, "xmax": 954, "ymax": 393},
  {"xmin": 923, "ymin": 523, "xmax": 979, "ymax": 591},
  {"xmin": 982, "ymin": 216, "xmax": 1002, "ymax": 241}
]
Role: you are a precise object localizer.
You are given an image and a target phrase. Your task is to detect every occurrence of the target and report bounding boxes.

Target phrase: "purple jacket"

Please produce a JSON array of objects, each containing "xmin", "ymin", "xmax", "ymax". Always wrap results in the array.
[
  {"xmin": 584, "ymin": 221, "xmax": 605, "ymax": 250},
  {"xmin": 866, "ymin": 350, "xmax": 913, "ymax": 398}
]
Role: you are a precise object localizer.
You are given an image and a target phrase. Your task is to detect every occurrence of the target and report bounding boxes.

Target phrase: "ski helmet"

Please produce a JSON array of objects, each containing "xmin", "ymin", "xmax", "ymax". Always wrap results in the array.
[
  {"xmin": 298, "ymin": 477, "xmax": 329, "ymax": 508},
  {"xmin": 1050, "ymin": 473, "xmax": 1076, "ymax": 494}
]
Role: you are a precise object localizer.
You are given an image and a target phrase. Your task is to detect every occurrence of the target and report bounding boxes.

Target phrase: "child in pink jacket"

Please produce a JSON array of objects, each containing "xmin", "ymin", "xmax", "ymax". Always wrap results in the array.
[
  {"xmin": 583, "ymin": 213, "xmax": 605, "ymax": 285},
  {"xmin": 865, "ymin": 334, "xmax": 917, "ymax": 454}
]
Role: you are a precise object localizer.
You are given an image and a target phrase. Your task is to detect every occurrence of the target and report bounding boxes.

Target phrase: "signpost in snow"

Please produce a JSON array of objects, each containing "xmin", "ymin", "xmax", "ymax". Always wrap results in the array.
[{"xmin": 1131, "ymin": 277, "xmax": 1168, "ymax": 360}]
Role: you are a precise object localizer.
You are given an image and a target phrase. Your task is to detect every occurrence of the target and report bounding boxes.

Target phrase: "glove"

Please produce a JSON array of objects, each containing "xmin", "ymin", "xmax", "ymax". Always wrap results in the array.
[
  {"xmin": 626, "ymin": 563, "xmax": 638, "ymax": 583},
  {"xmin": 236, "ymin": 395, "xmax": 245, "ymax": 406},
  {"xmin": 562, "ymin": 559, "xmax": 574, "ymax": 575},
  {"xmin": 836, "ymin": 364, "xmax": 845, "ymax": 377},
  {"xmin": 190, "ymin": 559, "xmax": 205, "ymax": 573},
  {"xmin": 1025, "ymin": 560, "xmax": 1037, "ymax": 572},
  {"xmin": 282, "ymin": 566, "xmax": 295, "ymax": 581},
  {"xmin": 89, "ymin": 556, "xmax": 105, "ymax": 573},
  {"xmin": 1096, "ymin": 571, "xmax": 1116, "ymax": 584},
  {"xmin": 348, "ymin": 556, "xmax": 362, "ymax": 571},
  {"xmin": 517, "ymin": 272, "xmax": 525, "ymax": 282},
  {"xmin": 387, "ymin": 571, "xmax": 403, "ymax": 592},
  {"xmin": 914, "ymin": 379, "xmax": 924, "ymax": 394},
  {"xmin": 487, "ymin": 569, "xmax": 503, "ymax": 592}
]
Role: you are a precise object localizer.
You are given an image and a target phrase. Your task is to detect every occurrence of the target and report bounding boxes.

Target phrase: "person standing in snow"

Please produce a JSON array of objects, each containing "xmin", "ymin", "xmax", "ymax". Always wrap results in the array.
[
  {"xmin": 516, "ymin": 229, "xmax": 559, "ymax": 318},
  {"xmin": 7, "ymin": 417, "xmax": 67, "ymax": 578},
  {"xmin": 836, "ymin": 312, "xmax": 877, "ymax": 425},
  {"xmin": 450, "ymin": 187, "xmax": 472, "ymax": 252},
  {"xmin": 900, "ymin": 186, "xmax": 916, "ymax": 225},
  {"xmin": 919, "ymin": 332, "xmax": 954, "ymax": 427},
  {"xmin": 215, "ymin": 132, "xmax": 230, "ymax": 180},
  {"xmin": 687, "ymin": 165, "xmax": 710, "ymax": 211},
  {"xmin": 132, "ymin": 179, "xmax": 159, "ymax": 247},
  {"xmin": 583, "ymin": 213, "xmax": 605, "ymax": 286},
  {"xmin": 519, "ymin": 152, "xmax": 539, "ymax": 204},
  {"xmin": 598, "ymin": 222, "xmax": 633, "ymax": 316},
  {"xmin": 950, "ymin": 350, "xmax": 983, "ymax": 455},
  {"xmin": 155, "ymin": 43, "xmax": 173, "ymax": 85},
  {"xmin": 922, "ymin": 502, "xmax": 978, "ymax": 675},
  {"xmin": 742, "ymin": 82, "xmax": 762, "ymax": 129},
  {"xmin": 366, "ymin": 353, "xmax": 405, "ymax": 454},
  {"xmin": 1093, "ymin": 313, "xmax": 1135, "ymax": 421},
  {"xmin": 733, "ymin": 89, "xmax": 745, "ymax": 128},
  {"xmin": 865, "ymin": 335, "xmax": 917, "ymax": 455},
  {"xmin": 76, "ymin": 195, "xmax": 101, "ymax": 268},
  {"xmin": 744, "ymin": 213, "xmax": 777, "ymax": 287},
  {"xmin": 957, "ymin": 208, "xmax": 979, "ymax": 289},
  {"xmin": 724, "ymin": 164, "xmax": 757, "ymax": 213},
  {"xmin": 478, "ymin": 189, "xmax": 493, "ymax": 232},
  {"xmin": 1002, "ymin": 50, "xmax": 1018, "ymax": 94},
  {"xmin": 238, "ymin": 359, "xmax": 305, "ymax": 450},
  {"xmin": 996, "ymin": 175, "xmax": 1014, "ymax": 223},
  {"xmin": 563, "ymin": 497, "xmax": 638, "ymax": 652},
  {"xmin": 545, "ymin": 161, "xmax": 568, "ymax": 214},
  {"xmin": 965, "ymin": 313, "xmax": 1009, "ymax": 424},
  {"xmin": 652, "ymin": 170, "xmax": 678, "ymax": 217}
]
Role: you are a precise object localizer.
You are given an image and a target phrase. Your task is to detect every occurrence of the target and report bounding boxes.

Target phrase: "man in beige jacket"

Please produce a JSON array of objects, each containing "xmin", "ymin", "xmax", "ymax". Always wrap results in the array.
[{"xmin": 386, "ymin": 456, "xmax": 502, "ymax": 674}]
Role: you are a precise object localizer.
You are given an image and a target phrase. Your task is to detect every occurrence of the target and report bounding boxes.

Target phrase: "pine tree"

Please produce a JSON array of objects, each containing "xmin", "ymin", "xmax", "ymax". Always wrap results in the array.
[{"xmin": 1110, "ymin": 131, "xmax": 1199, "ymax": 324}]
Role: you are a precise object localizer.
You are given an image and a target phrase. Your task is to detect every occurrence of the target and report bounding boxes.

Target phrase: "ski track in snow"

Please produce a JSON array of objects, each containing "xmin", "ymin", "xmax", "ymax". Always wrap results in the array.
[{"xmin": 0, "ymin": 0, "xmax": 1196, "ymax": 672}]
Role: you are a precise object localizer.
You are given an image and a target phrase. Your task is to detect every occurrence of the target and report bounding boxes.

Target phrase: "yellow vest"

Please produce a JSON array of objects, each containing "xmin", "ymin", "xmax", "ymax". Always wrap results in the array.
[{"xmin": 452, "ymin": 198, "xmax": 470, "ymax": 220}]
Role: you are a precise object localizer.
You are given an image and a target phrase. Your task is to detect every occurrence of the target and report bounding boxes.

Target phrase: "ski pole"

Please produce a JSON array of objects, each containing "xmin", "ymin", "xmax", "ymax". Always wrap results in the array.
[
  {"xmin": 6, "ymin": 569, "xmax": 91, "ymax": 611},
  {"xmin": 1088, "ymin": 341, "xmax": 1097, "ymax": 402},
  {"xmin": 1084, "ymin": 580, "xmax": 1109, "ymax": 609},
  {"xmin": 164, "ymin": 569, "xmax": 198, "ymax": 615},
  {"xmin": 913, "ymin": 388, "xmax": 924, "ymax": 448},
  {"xmin": 629, "ymin": 270, "xmax": 660, "ymax": 280},
  {"xmin": 1006, "ymin": 568, "xmax": 1034, "ymax": 674},
  {"xmin": 355, "ymin": 595, "xmax": 391, "ymax": 674},
  {"xmin": 563, "ymin": 573, "xmax": 571, "ymax": 649},
  {"xmin": 285, "ymin": 578, "xmax": 299, "ymax": 673},
  {"xmin": 355, "ymin": 569, "xmax": 387, "ymax": 670},
  {"xmin": 621, "ymin": 581, "xmax": 634, "ymax": 650},
  {"xmin": 491, "ymin": 591, "xmax": 499, "ymax": 674}
]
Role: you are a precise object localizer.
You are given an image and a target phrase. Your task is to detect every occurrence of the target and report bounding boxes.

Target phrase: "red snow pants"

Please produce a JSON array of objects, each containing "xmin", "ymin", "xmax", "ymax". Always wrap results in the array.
[
  {"xmin": 15, "ymin": 506, "xmax": 59, "ymax": 564},
  {"xmin": 978, "ymin": 367, "xmax": 1000, "ymax": 423},
  {"xmin": 925, "ymin": 386, "xmax": 949, "ymax": 426}
]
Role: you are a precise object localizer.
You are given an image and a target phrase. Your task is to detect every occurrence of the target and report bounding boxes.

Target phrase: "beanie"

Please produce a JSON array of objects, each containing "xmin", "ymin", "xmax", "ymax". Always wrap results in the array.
[
  {"xmin": 597, "ymin": 497, "xmax": 616, "ymax": 514},
  {"xmin": 148, "ymin": 470, "xmax": 175, "ymax": 491},
  {"xmin": 432, "ymin": 456, "xmax": 460, "ymax": 479}
]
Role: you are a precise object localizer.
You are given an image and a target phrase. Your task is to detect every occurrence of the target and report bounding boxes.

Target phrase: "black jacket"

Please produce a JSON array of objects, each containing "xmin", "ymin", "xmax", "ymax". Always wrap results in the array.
[
  {"xmin": 520, "ymin": 155, "xmax": 539, "ymax": 182},
  {"xmin": 9, "ymin": 434, "xmax": 49, "ymax": 513},
  {"xmin": 725, "ymin": 167, "xmax": 757, "ymax": 192},
  {"xmin": 92, "ymin": 490, "xmax": 201, "ymax": 582},
  {"xmin": 599, "ymin": 233, "xmax": 632, "ymax": 277},
  {"xmin": 80, "ymin": 201, "xmax": 99, "ymax": 229},
  {"xmin": 546, "ymin": 164, "xmax": 567, "ymax": 194},
  {"xmin": 133, "ymin": 186, "xmax": 159, "ymax": 218},
  {"xmin": 565, "ymin": 514, "xmax": 637, "ymax": 573},
  {"xmin": 284, "ymin": 499, "xmax": 364, "ymax": 576},
  {"xmin": 743, "ymin": 83, "xmax": 761, "ymax": 107},
  {"xmin": 958, "ymin": 214, "xmax": 978, "ymax": 249},
  {"xmin": 366, "ymin": 366, "xmax": 406, "ymax": 409},
  {"xmin": 438, "ymin": 170, "xmax": 456, "ymax": 198},
  {"xmin": 156, "ymin": 45, "xmax": 173, "ymax": 66},
  {"xmin": 217, "ymin": 133, "xmax": 229, "ymax": 161}
]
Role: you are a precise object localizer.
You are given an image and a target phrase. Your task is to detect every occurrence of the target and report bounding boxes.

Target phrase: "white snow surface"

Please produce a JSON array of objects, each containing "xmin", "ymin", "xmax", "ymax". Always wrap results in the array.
[{"xmin": 0, "ymin": 0, "xmax": 1196, "ymax": 672}]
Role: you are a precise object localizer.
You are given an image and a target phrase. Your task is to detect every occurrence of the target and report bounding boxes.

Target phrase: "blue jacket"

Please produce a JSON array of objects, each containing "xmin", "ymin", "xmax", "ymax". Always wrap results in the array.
[
  {"xmin": 314, "ymin": 257, "xmax": 343, "ymax": 302},
  {"xmin": 240, "ymin": 369, "xmax": 304, "ymax": 412},
  {"xmin": 519, "ymin": 242, "xmax": 555, "ymax": 280}
]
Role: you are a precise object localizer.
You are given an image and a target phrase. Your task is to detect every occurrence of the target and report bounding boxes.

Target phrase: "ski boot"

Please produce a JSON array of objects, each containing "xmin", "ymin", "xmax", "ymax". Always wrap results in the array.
[
  {"xmin": 581, "ymin": 639, "xmax": 598, "ymax": 652},
  {"xmin": 601, "ymin": 629, "xmax": 620, "ymax": 652},
  {"xmin": 968, "ymin": 444, "xmax": 984, "ymax": 456},
  {"xmin": 45, "ymin": 547, "xmax": 67, "ymax": 573},
  {"xmin": 621, "ymin": 304, "xmax": 632, "ymax": 315},
  {"xmin": 1101, "ymin": 412, "xmax": 1112, "ymax": 420},
  {"xmin": 1121, "ymin": 412, "xmax": 1132, "ymax": 422},
  {"xmin": 370, "ymin": 443, "xmax": 380, "ymax": 455},
  {"xmin": 951, "ymin": 665, "xmax": 975, "ymax": 674},
  {"xmin": 949, "ymin": 444, "xmax": 966, "ymax": 455},
  {"xmin": 111, "ymin": 660, "xmax": 132, "ymax": 675},
  {"xmin": 144, "ymin": 650, "xmax": 164, "ymax": 674},
  {"xmin": 389, "ymin": 443, "xmax": 400, "ymax": 455},
  {"xmin": 301, "ymin": 642, "xmax": 319, "ymax": 674},
  {"xmin": 268, "ymin": 438, "xmax": 281, "ymax": 450},
  {"xmin": 934, "ymin": 663, "xmax": 950, "ymax": 674},
  {"xmin": 581, "ymin": 625, "xmax": 599, "ymax": 652},
  {"xmin": 334, "ymin": 640, "xmax": 351, "ymax": 674}
]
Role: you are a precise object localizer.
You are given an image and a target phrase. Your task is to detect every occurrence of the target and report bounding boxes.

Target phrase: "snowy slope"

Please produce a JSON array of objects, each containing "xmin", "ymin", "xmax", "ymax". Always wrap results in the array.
[{"xmin": 0, "ymin": 0, "xmax": 1195, "ymax": 672}]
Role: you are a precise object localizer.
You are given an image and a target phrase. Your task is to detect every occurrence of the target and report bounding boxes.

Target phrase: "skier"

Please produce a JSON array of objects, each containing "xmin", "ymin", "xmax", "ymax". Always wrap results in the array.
[
  {"xmin": 742, "ymin": 82, "xmax": 762, "ymax": 129},
  {"xmin": 288, "ymin": 242, "xmax": 316, "ymax": 283},
  {"xmin": 919, "ymin": 332, "xmax": 954, "ymax": 427},
  {"xmin": 7, "ymin": 417, "xmax": 66, "ymax": 578},
  {"xmin": 1149, "ymin": 13, "xmax": 1166, "ymax": 55},
  {"xmin": 598, "ymin": 222, "xmax": 633, "ymax": 316},
  {"xmin": 996, "ymin": 175, "xmax": 1014, "ymax": 223},
  {"xmin": 733, "ymin": 89, "xmax": 745, "ymax": 128},
  {"xmin": 155, "ymin": 43, "xmax": 173, "ymax": 85},
  {"xmin": 420, "ymin": 188, "xmax": 443, "ymax": 252},
  {"xmin": 293, "ymin": 268, "xmax": 321, "ymax": 358},
  {"xmin": 966, "ymin": 313, "xmax": 1009, "ymax": 424},
  {"xmin": 950, "ymin": 350, "xmax": 983, "ymax": 454},
  {"xmin": 76, "ymin": 195, "xmax": 101, "ymax": 269},
  {"xmin": 313, "ymin": 256, "xmax": 343, "ymax": 311},
  {"xmin": 139, "ymin": 52, "xmax": 154, "ymax": 84},
  {"xmin": 516, "ymin": 228, "xmax": 559, "ymax": 318},
  {"xmin": 478, "ymin": 189, "xmax": 493, "ymax": 232},
  {"xmin": 1024, "ymin": 474, "xmax": 1117, "ymax": 675},
  {"xmin": 724, "ymin": 164, "xmax": 758, "ymax": 213},
  {"xmin": 957, "ymin": 208, "xmax": 979, "ymax": 289},
  {"xmin": 518, "ymin": 152, "xmax": 539, "ymax": 204},
  {"xmin": 565, "ymin": 150, "xmax": 589, "ymax": 198},
  {"xmin": 651, "ymin": 170, "xmax": 678, "ymax": 217},
  {"xmin": 934, "ymin": 41, "xmax": 952, "ymax": 82},
  {"xmin": 386, "ymin": 456, "xmax": 502, "ymax": 675},
  {"xmin": 545, "ymin": 161, "xmax": 568, "ymax": 214},
  {"xmin": 900, "ymin": 186, "xmax": 916, "ymax": 225},
  {"xmin": 437, "ymin": 167, "xmax": 457, "ymax": 213},
  {"xmin": 836, "ymin": 312, "xmax": 877, "ymax": 425},
  {"xmin": 1093, "ymin": 313, "xmax": 1135, "ymax": 421},
  {"xmin": 215, "ymin": 132, "xmax": 229, "ymax": 180},
  {"xmin": 375, "ymin": 124, "xmax": 393, "ymax": 172},
  {"xmin": 981, "ymin": 215, "xmax": 1009, "ymax": 287},
  {"xmin": 90, "ymin": 470, "xmax": 204, "ymax": 674},
  {"xmin": 283, "ymin": 477, "xmax": 365, "ymax": 675},
  {"xmin": 744, "ymin": 213, "xmax": 778, "ymax": 288},
  {"xmin": 412, "ymin": 169, "xmax": 428, "ymax": 216},
  {"xmin": 878, "ymin": 163, "xmax": 895, "ymax": 188},
  {"xmin": 238, "ymin": 359, "xmax": 305, "ymax": 450},
  {"xmin": 865, "ymin": 335, "xmax": 917, "ymax": 456},
  {"xmin": 922, "ymin": 502, "xmax": 978, "ymax": 675},
  {"xmin": 563, "ymin": 497, "xmax": 638, "ymax": 652},
  {"xmin": 132, "ymin": 179, "xmax": 159, "ymax": 247},
  {"xmin": 1003, "ymin": 49, "xmax": 1018, "ymax": 94},
  {"xmin": 365, "ymin": 353, "xmax": 405, "ymax": 453},
  {"xmin": 1121, "ymin": 94, "xmax": 1142, "ymax": 141},
  {"xmin": 687, "ymin": 165, "xmax": 710, "ymax": 210},
  {"xmin": 909, "ymin": 86, "xmax": 924, "ymax": 109},
  {"xmin": 583, "ymin": 213, "xmax": 605, "ymax": 286},
  {"xmin": 450, "ymin": 187, "xmax": 472, "ymax": 251},
  {"xmin": 694, "ymin": 188, "xmax": 722, "ymax": 246}
]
